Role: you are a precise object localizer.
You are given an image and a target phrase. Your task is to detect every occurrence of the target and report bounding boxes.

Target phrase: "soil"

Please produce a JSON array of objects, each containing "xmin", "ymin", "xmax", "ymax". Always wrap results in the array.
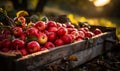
[{"xmin": 72, "ymin": 43, "xmax": 120, "ymax": 71}]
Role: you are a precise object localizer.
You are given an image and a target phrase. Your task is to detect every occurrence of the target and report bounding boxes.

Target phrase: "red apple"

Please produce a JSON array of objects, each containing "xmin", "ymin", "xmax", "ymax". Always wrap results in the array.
[
  {"xmin": 66, "ymin": 24, "xmax": 75, "ymax": 28},
  {"xmin": 48, "ymin": 27, "xmax": 58, "ymax": 33},
  {"xmin": 12, "ymin": 26, "xmax": 23, "ymax": 37},
  {"xmin": 3, "ymin": 30, "xmax": 12, "ymax": 39},
  {"xmin": 8, "ymin": 50, "xmax": 22, "ymax": 56},
  {"xmin": 26, "ymin": 27, "xmax": 38, "ymax": 36},
  {"xmin": 70, "ymin": 31, "xmax": 79, "ymax": 39},
  {"xmin": 57, "ymin": 27, "xmax": 68, "ymax": 37},
  {"xmin": 18, "ymin": 16, "xmax": 26, "ymax": 27},
  {"xmin": 0, "ymin": 34, "xmax": 6, "ymax": 41},
  {"xmin": 44, "ymin": 42, "xmax": 55, "ymax": 49},
  {"xmin": 27, "ymin": 41, "xmax": 41, "ymax": 53},
  {"xmin": 14, "ymin": 16, "xmax": 26, "ymax": 27},
  {"xmin": 3, "ymin": 30, "xmax": 11, "ymax": 35},
  {"xmin": 75, "ymin": 36, "xmax": 83, "ymax": 41},
  {"xmin": 18, "ymin": 16, "xmax": 26, "ymax": 24},
  {"xmin": 54, "ymin": 39, "xmax": 64, "ymax": 46},
  {"xmin": 78, "ymin": 27, "xmax": 87, "ymax": 34},
  {"xmin": 12, "ymin": 39, "xmax": 25, "ymax": 50},
  {"xmin": 78, "ymin": 31, "xmax": 85, "ymax": 39},
  {"xmin": 2, "ymin": 33, "xmax": 11, "ymax": 40},
  {"xmin": 20, "ymin": 33, "xmax": 26, "ymax": 41},
  {"xmin": 67, "ymin": 28, "xmax": 77, "ymax": 34},
  {"xmin": 47, "ymin": 21, "xmax": 57, "ymax": 27},
  {"xmin": 40, "ymin": 47, "xmax": 48, "ymax": 51},
  {"xmin": 43, "ymin": 30, "xmax": 49, "ymax": 35},
  {"xmin": 69, "ymin": 34, "xmax": 75, "ymax": 42},
  {"xmin": 61, "ymin": 34, "xmax": 72, "ymax": 44},
  {"xmin": 62, "ymin": 24, "xmax": 67, "ymax": 27},
  {"xmin": 84, "ymin": 27, "xmax": 89, "ymax": 32},
  {"xmin": 93, "ymin": 28, "xmax": 102, "ymax": 35},
  {"xmin": 1, "ymin": 47, "xmax": 10, "ymax": 52},
  {"xmin": 34, "ymin": 21, "xmax": 46, "ymax": 31},
  {"xmin": 37, "ymin": 33, "xmax": 48, "ymax": 44},
  {"xmin": 0, "ymin": 41, "xmax": 2, "ymax": 49},
  {"xmin": 1, "ymin": 39, "xmax": 11, "ymax": 49},
  {"xmin": 85, "ymin": 31, "xmax": 94, "ymax": 38},
  {"xmin": 20, "ymin": 48, "xmax": 28, "ymax": 56},
  {"xmin": 47, "ymin": 32, "xmax": 57, "ymax": 42},
  {"xmin": 56, "ymin": 22, "xmax": 62, "ymax": 28}
]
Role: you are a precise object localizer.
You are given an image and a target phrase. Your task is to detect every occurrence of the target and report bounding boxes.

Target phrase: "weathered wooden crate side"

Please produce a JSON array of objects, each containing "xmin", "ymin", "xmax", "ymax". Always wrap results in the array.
[
  {"xmin": 14, "ymin": 39, "xmax": 88, "ymax": 71},
  {"xmin": 70, "ymin": 32, "xmax": 116, "ymax": 69}
]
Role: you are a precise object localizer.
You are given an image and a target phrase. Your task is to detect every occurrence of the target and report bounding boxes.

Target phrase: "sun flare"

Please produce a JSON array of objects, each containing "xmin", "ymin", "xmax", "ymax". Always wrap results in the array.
[{"xmin": 89, "ymin": 0, "xmax": 111, "ymax": 7}]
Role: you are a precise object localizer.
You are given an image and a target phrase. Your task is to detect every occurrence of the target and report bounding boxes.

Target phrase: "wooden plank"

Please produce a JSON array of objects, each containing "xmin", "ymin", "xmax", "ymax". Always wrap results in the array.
[
  {"xmin": 70, "ymin": 31, "xmax": 116, "ymax": 68},
  {"xmin": 70, "ymin": 40, "xmax": 114, "ymax": 68}
]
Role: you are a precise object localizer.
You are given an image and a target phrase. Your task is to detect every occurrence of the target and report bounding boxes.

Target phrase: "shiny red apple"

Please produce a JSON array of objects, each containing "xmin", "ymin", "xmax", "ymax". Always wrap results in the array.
[
  {"xmin": 54, "ymin": 39, "xmax": 64, "ymax": 46},
  {"xmin": 35, "ymin": 21, "xmax": 46, "ymax": 31},
  {"xmin": 37, "ymin": 32, "xmax": 48, "ymax": 44},
  {"xmin": 47, "ymin": 32, "xmax": 57, "ymax": 42},
  {"xmin": 78, "ymin": 31, "xmax": 85, "ymax": 39},
  {"xmin": 75, "ymin": 36, "xmax": 83, "ymax": 41},
  {"xmin": 1, "ymin": 39, "xmax": 11, "ymax": 49},
  {"xmin": 12, "ymin": 26, "xmax": 23, "ymax": 37},
  {"xmin": 44, "ymin": 42, "xmax": 55, "ymax": 49},
  {"xmin": 61, "ymin": 34, "xmax": 72, "ymax": 44},
  {"xmin": 20, "ymin": 33, "xmax": 26, "ymax": 41},
  {"xmin": 70, "ymin": 31, "xmax": 79, "ymax": 39},
  {"xmin": 27, "ymin": 41, "xmax": 41, "ymax": 53},
  {"xmin": 15, "ymin": 16, "xmax": 26, "ymax": 27},
  {"xmin": 67, "ymin": 28, "xmax": 77, "ymax": 34},
  {"xmin": 93, "ymin": 28, "xmax": 102, "ymax": 35},
  {"xmin": 40, "ymin": 47, "xmax": 48, "ymax": 51},
  {"xmin": 47, "ymin": 21, "xmax": 57, "ymax": 27},
  {"xmin": 56, "ymin": 22, "xmax": 62, "ymax": 28},
  {"xmin": 12, "ymin": 39, "xmax": 25, "ymax": 50},
  {"xmin": 78, "ymin": 27, "xmax": 87, "ymax": 34},
  {"xmin": 66, "ymin": 24, "xmax": 75, "ymax": 28},
  {"xmin": 85, "ymin": 31, "xmax": 94, "ymax": 38},
  {"xmin": 84, "ymin": 27, "xmax": 89, "ymax": 32},
  {"xmin": 48, "ymin": 27, "xmax": 58, "ymax": 33},
  {"xmin": 26, "ymin": 27, "xmax": 38, "ymax": 37},
  {"xmin": 57, "ymin": 27, "xmax": 68, "ymax": 37},
  {"xmin": 20, "ymin": 48, "xmax": 28, "ymax": 56}
]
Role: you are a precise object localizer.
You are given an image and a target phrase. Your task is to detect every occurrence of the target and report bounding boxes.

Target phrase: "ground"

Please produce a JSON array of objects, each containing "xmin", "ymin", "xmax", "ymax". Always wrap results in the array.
[{"xmin": 72, "ymin": 44, "xmax": 120, "ymax": 71}]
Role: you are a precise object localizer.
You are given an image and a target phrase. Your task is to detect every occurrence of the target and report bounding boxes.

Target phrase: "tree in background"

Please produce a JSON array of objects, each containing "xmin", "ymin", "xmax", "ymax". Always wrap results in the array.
[{"xmin": 11, "ymin": 0, "xmax": 47, "ymax": 14}]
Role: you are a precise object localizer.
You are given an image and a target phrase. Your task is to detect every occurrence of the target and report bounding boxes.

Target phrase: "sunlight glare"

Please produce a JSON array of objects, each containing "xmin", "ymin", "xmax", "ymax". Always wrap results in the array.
[{"xmin": 93, "ymin": 0, "xmax": 111, "ymax": 7}]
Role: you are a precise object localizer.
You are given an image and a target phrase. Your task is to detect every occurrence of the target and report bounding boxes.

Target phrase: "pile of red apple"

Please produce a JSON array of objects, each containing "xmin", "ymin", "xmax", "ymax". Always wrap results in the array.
[{"xmin": 0, "ymin": 16, "xmax": 102, "ymax": 57}]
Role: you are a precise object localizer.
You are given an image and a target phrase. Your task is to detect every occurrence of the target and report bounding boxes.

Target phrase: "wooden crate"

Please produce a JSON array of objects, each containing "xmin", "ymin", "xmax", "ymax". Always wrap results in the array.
[{"xmin": 0, "ymin": 26, "xmax": 117, "ymax": 71}]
